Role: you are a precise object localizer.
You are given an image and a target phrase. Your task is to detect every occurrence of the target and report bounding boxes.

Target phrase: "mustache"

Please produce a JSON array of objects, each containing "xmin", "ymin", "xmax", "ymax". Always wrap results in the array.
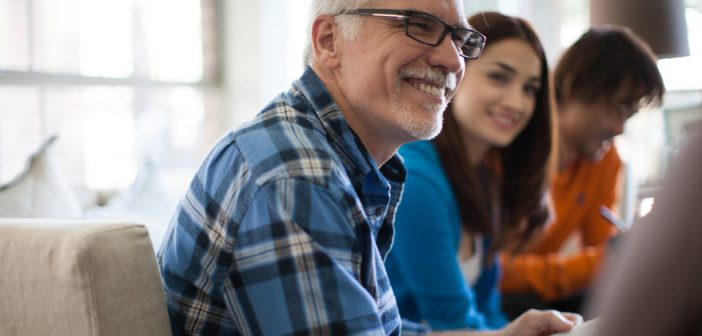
[{"xmin": 398, "ymin": 67, "xmax": 457, "ymax": 93}]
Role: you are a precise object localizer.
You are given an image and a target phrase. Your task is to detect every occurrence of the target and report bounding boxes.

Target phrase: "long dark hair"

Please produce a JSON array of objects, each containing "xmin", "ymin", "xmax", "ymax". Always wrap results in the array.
[{"xmin": 432, "ymin": 12, "xmax": 555, "ymax": 254}]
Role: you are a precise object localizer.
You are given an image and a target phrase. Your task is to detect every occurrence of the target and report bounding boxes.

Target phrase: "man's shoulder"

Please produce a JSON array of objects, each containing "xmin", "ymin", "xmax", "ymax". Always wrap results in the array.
[
  {"xmin": 231, "ymin": 104, "xmax": 342, "ymax": 186},
  {"xmin": 554, "ymin": 145, "xmax": 622, "ymax": 194},
  {"xmin": 601, "ymin": 144, "xmax": 621, "ymax": 165},
  {"xmin": 586, "ymin": 144, "xmax": 622, "ymax": 175}
]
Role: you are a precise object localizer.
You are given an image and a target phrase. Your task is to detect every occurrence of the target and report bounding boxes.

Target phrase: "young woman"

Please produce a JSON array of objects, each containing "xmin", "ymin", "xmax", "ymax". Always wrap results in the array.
[{"xmin": 385, "ymin": 12, "xmax": 556, "ymax": 331}]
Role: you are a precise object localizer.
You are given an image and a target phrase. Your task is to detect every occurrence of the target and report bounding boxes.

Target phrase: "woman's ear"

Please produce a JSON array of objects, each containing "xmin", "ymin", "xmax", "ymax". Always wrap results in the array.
[{"xmin": 311, "ymin": 15, "xmax": 341, "ymax": 68}]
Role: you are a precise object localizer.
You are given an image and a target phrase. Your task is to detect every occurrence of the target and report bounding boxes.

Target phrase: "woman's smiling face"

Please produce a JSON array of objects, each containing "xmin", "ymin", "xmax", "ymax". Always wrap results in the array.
[{"xmin": 450, "ymin": 38, "xmax": 542, "ymax": 149}]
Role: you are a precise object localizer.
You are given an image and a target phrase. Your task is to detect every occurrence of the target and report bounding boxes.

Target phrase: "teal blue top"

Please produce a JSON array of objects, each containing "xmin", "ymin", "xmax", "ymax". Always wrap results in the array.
[{"xmin": 386, "ymin": 140, "xmax": 508, "ymax": 331}]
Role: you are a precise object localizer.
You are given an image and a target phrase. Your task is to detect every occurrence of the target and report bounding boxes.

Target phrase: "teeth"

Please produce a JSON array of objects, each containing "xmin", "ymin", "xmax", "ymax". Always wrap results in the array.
[
  {"xmin": 412, "ymin": 82, "xmax": 443, "ymax": 97},
  {"xmin": 399, "ymin": 66, "xmax": 456, "ymax": 98},
  {"xmin": 493, "ymin": 114, "xmax": 516, "ymax": 126}
]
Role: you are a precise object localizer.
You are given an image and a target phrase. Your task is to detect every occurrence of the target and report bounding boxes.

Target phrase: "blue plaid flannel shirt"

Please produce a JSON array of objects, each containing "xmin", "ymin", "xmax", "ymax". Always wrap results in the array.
[{"xmin": 157, "ymin": 67, "xmax": 429, "ymax": 335}]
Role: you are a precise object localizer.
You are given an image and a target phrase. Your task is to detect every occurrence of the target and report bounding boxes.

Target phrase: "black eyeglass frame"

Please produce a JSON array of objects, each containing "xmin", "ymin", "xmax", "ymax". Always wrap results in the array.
[{"xmin": 338, "ymin": 8, "xmax": 486, "ymax": 60}]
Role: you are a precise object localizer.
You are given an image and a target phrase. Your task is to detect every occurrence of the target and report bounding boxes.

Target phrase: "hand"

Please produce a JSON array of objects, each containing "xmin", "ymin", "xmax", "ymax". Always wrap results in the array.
[
  {"xmin": 500, "ymin": 309, "xmax": 582, "ymax": 336},
  {"xmin": 428, "ymin": 310, "xmax": 582, "ymax": 336}
]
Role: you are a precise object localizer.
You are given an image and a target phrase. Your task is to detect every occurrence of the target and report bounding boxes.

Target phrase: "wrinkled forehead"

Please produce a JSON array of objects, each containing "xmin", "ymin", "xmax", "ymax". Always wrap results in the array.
[{"xmin": 382, "ymin": 0, "xmax": 468, "ymax": 27}]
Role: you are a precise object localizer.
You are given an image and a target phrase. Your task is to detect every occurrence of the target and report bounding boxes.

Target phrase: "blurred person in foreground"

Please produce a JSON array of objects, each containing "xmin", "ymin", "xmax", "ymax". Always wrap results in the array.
[
  {"xmin": 589, "ymin": 132, "xmax": 702, "ymax": 335},
  {"xmin": 386, "ymin": 11, "xmax": 558, "ymax": 331},
  {"xmin": 157, "ymin": 0, "xmax": 580, "ymax": 335},
  {"xmin": 500, "ymin": 25, "xmax": 665, "ymax": 318}
]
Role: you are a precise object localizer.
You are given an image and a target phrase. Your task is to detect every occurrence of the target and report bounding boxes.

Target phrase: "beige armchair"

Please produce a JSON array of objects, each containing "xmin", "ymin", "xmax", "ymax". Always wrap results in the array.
[{"xmin": 0, "ymin": 219, "xmax": 172, "ymax": 336}]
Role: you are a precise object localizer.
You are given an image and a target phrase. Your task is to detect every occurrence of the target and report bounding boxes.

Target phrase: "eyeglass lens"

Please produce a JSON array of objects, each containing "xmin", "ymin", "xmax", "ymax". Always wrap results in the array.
[{"xmin": 405, "ymin": 13, "xmax": 482, "ymax": 58}]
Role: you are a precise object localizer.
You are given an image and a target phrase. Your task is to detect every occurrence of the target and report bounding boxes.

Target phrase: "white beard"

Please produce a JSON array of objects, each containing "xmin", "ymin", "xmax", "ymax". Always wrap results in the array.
[
  {"xmin": 391, "ymin": 66, "xmax": 456, "ymax": 140},
  {"xmin": 390, "ymin": 85, "xmax": 446, "ymax": 140}
]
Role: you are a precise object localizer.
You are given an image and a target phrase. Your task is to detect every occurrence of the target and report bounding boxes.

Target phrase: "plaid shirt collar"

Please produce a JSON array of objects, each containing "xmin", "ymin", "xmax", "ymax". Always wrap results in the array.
[{"xmin": 295, "ymin": 67, "xmax": 406, "ymax": 252}]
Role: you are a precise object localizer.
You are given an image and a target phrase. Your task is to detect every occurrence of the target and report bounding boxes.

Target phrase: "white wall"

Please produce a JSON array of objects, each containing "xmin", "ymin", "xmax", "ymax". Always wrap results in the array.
[
  {"xmin": 222, "ymin": 0, "xmax": 588, "ymax": 130},
  {"xmin": 465, "ymin": 0, "xmax": 576, "ymax": 65},
  {"xmin": 222, "ymin": 0, "xmax": 311, "ymax": 129}
]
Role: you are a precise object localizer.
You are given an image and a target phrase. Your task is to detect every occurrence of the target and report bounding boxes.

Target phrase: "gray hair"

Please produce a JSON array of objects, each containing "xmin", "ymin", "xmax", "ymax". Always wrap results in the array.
[{"xmin": 303, "ymin": 0, "xmax": 376, "ymax": 66}]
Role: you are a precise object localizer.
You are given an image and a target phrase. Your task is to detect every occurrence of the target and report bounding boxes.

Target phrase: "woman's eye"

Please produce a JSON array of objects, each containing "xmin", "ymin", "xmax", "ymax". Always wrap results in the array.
[
  {"xmin": 488, "ymin": 73, "xmax": 508, "ymax": 84},
  {"xmin": 524, "ymin": 84, "xmax": 541, "ymax": 96}
]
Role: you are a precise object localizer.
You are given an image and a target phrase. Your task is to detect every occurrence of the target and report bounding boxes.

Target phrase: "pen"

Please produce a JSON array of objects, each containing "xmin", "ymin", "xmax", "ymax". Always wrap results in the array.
[{"xmin": 599, "ymin": 205, "xmax": 628, "ymax": 232}]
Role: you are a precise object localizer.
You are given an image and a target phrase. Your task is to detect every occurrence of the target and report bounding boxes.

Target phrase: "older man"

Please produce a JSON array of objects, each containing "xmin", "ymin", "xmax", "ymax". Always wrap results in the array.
[{"xmin": 158, "ymin": 0, "xmax": 579, "ymax": 334}]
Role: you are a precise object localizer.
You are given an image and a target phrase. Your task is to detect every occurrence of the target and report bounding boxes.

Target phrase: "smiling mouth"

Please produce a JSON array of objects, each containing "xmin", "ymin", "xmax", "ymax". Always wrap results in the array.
[
  {"xmin": 489, "ymin": 112, "xmax": 518, "ymax": 128},
  {"xmin": 399, "ymin": 67, "xmax": 457, "ymax": 101},
  {"xmin": 406, "ymin": 79, "xmax": 445, "ymax": 98}
]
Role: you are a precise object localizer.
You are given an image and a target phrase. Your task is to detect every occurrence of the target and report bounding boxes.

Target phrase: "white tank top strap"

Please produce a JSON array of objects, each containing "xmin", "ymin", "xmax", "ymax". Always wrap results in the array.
[{"xmin": 459, "ymin": 234, "xmax": 483, "ymax": 286}]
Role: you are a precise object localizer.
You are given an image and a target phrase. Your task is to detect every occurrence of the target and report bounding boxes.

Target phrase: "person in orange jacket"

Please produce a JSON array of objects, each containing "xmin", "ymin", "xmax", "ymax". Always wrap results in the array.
[{"xmin": 499, "ymin": 25, "xmax": 666, "ymax": 318}]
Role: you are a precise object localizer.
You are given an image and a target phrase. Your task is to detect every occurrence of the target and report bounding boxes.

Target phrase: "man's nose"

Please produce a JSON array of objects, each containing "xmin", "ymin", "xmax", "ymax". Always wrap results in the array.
[
  {"xmin": 427, "ymin": 34, "xmax": 464, "ymax": 76},
  {"xmin": 611, "ymin": 119, "xmax": 625, "ymax": 136},
  {"xmin": 607, "ymin": 112, "xmax": 626, "ymax": 136},
  {"xmin": 610, "ymin": 107, "xmax": 632, "ymax": 136}
]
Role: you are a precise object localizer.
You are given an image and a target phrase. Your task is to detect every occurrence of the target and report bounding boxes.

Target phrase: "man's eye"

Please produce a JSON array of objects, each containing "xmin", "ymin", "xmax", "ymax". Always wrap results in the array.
[{"xmin": 408, "ymin": 21, "xmax": 433, "ymax": 32}]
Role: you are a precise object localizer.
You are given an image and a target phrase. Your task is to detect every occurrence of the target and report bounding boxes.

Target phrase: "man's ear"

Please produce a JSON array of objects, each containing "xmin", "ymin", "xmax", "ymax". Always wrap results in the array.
[{"xmin": 311, "ymin": 15, "xmax": 341, "ymax": 68}]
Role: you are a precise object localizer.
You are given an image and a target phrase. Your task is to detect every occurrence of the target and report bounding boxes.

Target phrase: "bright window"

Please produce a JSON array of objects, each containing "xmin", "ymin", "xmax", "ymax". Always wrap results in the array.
[
  {"xmin": 0, "ymin": 0, "xmax": 219, "ymax": 191},
  {"xmin": 657, "ymin": 7, "xmax": 702, "ymax": 91}
]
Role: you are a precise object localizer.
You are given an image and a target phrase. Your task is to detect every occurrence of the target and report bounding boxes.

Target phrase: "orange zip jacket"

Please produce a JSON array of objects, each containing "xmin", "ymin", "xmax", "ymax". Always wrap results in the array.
[{"xmin": 500, "ymin": 146, "xmax": 621, "ymax": 301}]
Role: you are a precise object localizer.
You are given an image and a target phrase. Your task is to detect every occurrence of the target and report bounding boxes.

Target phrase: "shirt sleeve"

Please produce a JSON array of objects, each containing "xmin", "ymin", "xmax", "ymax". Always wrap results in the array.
[
  {"xmin": 400, "ymin": 319, "xmax": 431, "ymax": 335},
  {"xmin": 500, "ymin": 150, "xmax": 622, "ymax": 301},
  {"xmin": 222, "ymin": 178, "xmax": 391, "ymax": 335},
  {"xmin": 500, "ymin": 246, "xmax": 605, "ymax": 301},
  {"xmin": 474, "ymin": 257, "xmax": 509, "ymax": 329},
  {"xmin": 388, "ymin": 171, "xmax": 496, "ymax": 330},
  {"xmin": 582, "ymin": 160, "xmax": 623, "ymax": 246}
]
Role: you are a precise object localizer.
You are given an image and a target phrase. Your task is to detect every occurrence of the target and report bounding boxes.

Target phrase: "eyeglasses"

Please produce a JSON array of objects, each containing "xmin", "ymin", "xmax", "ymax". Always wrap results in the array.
[{"xmin": 338, "ymin": 9, "xmax": 486, "ymax": 60}]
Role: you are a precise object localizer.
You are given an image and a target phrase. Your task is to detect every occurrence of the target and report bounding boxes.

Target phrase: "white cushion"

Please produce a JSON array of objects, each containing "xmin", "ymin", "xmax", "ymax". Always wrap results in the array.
[
  {"xmin": 0, "ymin": 136, "xmax": 82, "ymax": 218},
  {"xmin": 0, "ymin": 219, "xmax": 171, "ymax": 336}
]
